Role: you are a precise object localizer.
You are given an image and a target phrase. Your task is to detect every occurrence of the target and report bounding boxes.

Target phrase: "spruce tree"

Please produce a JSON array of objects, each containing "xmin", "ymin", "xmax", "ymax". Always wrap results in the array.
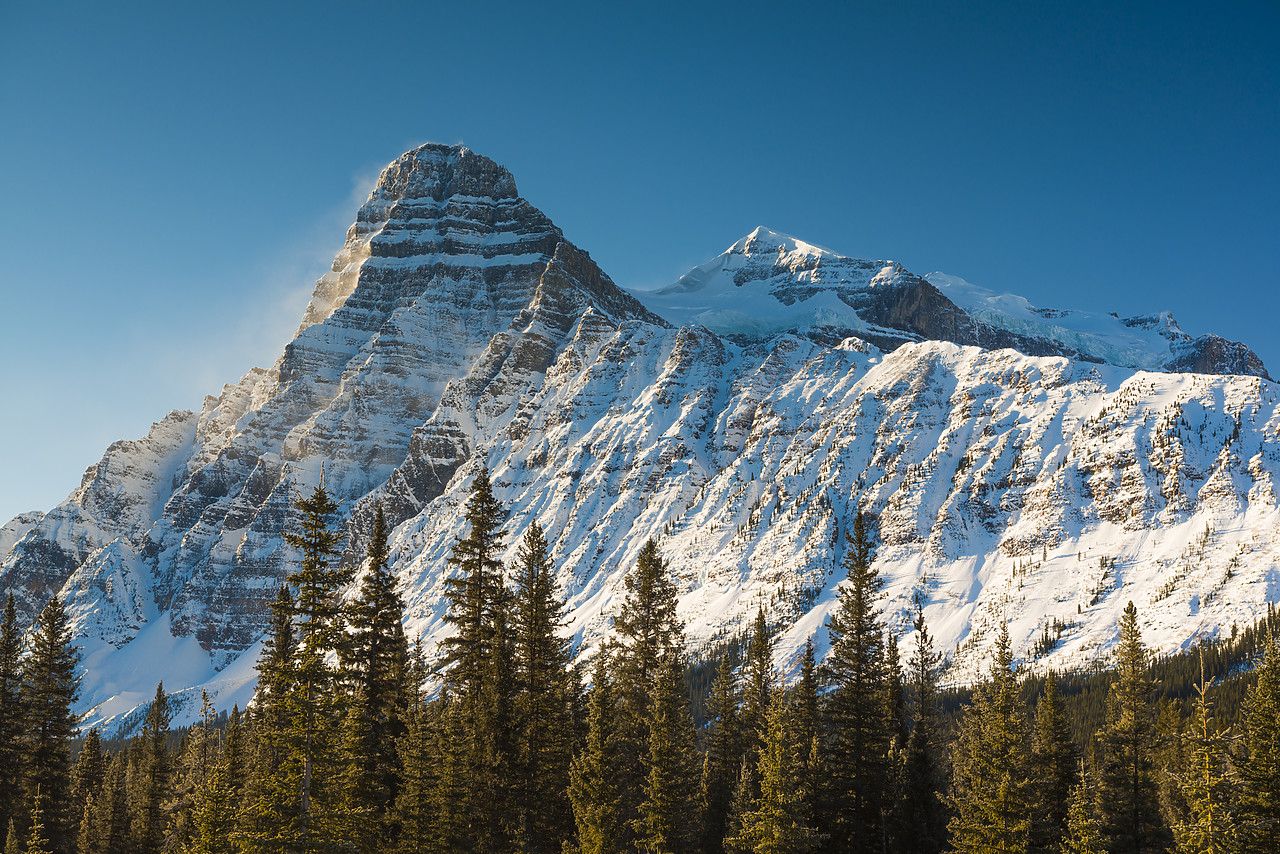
[
  {"xmin": 1237, "ymin": 628, "xmax": 1280, "ymax": 853},
  {"xmin": 1098, "ymin": 602, "xmax": 1170, "ymax": 854},
  {"xmin": 723, "ymin": 693, "xmax": 821, "ymax": 854},
  {"xmin": 76, "ymin": 753, "xmax": 127, "ymax": 854},
  {"xmin": 0, "ymin": 593, "xmax": 25, "ymax": 836},
  {"xmin": 1028, "ymin": 675, "xmax": 1080, "ymax": 854},
  {"xmin": 1172, "ymin": 657, "xmax": 1237, "ymax": 854},
  {"xmin": 130, "ymin": 681, "xmax": 171, "ymax": 854},
  {"xmin": 511, "ymin": 522, "xmax": 573, "ymax": 853},
  {"xmin": 569, "ymin": 656, "xmax": 623, "ymax": 854},
  {"xmin": 20, "ymin": 595, "xmax": 79, "ymax": 854},
  {"xmin": 187, "ymin": 751, "xmax": 235, "ymax": 854},
  {"xmin": 612, "ymin": 538, "xmax": 684, "ymax": 846},
  {"xmin": 347, "ymin": 504, "xmax": 410, "ymax": 836},
  {"xmin": 68, "ymin": 728, "xmax": 103, "ymax": 851},
  {"xmin": 699, "ymin": 656, "xmax": 740, "ymax": 854},
  {"xmin": 899, "ymin": 604, "xmax": 944, "ymax": 854},
  {"xmin": 24, "ymin": 796, "xmax": 51, "ymax": 854},
  {"xmin": 820, "ymin": 511, "xmax": 892, "ymax": 853},
  {"xmin": 947, "ymin": 624, "xmax": 1032, "ymax": 854},
  {"xmin": 635, "ymin": 653, "xmax": 701, "ymax": 854},
  {"xmin": 391, "ymin": 702, "xmax": 434, "ymax": 854},
  {"xmin": 738, "ymin": 607, "xmax": 774, "ymax": 783},
  {"xmin": 1061, "ymin": 774, "xmax": 1105, "ymax": 854},
  {"xmin": 792, "ymin": 640, "xmax": 822, "ymax": 840}
]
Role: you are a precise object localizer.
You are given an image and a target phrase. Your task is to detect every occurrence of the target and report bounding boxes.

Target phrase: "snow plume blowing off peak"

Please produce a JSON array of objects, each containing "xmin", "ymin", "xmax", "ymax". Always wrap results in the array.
[{"xmin": 1, "ymin": 142, "xmax": 1277, "ymax": 737}]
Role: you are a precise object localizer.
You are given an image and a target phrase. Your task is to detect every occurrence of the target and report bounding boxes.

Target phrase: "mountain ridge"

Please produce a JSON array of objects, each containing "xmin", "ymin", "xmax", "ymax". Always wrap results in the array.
[{"xmin": 3, "ymin": 144, "xmax": 1277, "ymax": 735}]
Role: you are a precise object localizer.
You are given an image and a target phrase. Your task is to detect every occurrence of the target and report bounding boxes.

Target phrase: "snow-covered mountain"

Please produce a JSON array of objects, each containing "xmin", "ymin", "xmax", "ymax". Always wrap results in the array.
[{"xmin": 3, "ymin": 144, "xmax": 1278, "ymax": 734}]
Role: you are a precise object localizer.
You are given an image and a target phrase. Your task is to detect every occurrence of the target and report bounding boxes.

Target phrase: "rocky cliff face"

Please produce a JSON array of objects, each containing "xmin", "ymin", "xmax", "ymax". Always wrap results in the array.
[{"xmin": 2, "ymin": 146, "xmax": 1277, "ymax": 733}]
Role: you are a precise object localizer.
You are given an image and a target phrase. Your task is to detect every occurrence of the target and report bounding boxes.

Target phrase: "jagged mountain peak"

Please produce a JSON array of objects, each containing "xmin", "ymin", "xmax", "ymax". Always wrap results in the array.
[{"xmin": 372, "ymin": 142, "xmax": 518, "ymax": 204}]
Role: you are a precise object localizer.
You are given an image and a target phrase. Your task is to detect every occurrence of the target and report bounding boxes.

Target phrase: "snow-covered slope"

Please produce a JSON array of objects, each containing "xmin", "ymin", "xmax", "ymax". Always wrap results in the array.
[
  {"xmin": 637, "ymin": 226, "xmax": 1269, "ymax": 380},
  {"xmin": 3, "ymin": 148, "xmax": 1278, "ymax": 735}
]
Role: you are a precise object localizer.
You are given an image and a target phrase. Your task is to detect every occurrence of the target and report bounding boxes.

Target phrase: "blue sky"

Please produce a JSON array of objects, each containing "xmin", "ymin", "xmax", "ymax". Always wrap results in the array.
[{"xmin": 1, "ymin": 1, "xmax": 1277, "ymax": 523}]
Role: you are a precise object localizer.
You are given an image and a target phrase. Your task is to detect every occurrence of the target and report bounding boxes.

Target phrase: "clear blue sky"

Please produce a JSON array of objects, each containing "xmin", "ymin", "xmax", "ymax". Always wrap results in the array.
[{"xmin": 1, "ymin": 1, "xmax": 1277, "ymax": 523}]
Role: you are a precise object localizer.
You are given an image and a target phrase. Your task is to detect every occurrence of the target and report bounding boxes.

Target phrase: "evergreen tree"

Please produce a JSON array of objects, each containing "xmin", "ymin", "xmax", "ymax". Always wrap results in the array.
[
  {"xmin": 898, "ymin": 604, "xmax": 944, "ymax": 854},
  {"xmin": 167, "ymin": 692, "xmax": 216, "ymax": 852},
  {"xmin": 1028, "ymin": 675, "xmax": 1080, "ymax": 854},
  {"xmin": 1172, "ymin": 658, "xmax": 1237, "ymax": 854},
  {"xmin": 792, "ymin": 640, "xmax": 822, "ymax": 840},
  {"xmin": 612, "ymin": 538, "xmax": 684, "ymax": 846},
  {"xmin": 337, "ymin": 687, "xmax": 377, "ymax": 854},
  {"xmin": 20, "ymin": 595, "xmax": 79, "ymax": 854},
  {"xmin": 0, "ymin": 593, "xmax": 25, "ymax": 836},
  {"xmin": 738, "ymin": 607, "xmax": 773, "ymax": 782},
  {"xmin": 510, "ymin": 522, "xmax": 573, "ymax": 853},
  {"xmin": 68, "ymin": 728, "xmax": 103, "ymax": 851},
  {"xmin": 1061, "ymin": 774, "xmax": 1105, "ymax": 854},
  {"xmin": 130, "ymin": 681, "xmax": 171, "ymax": 854},
  {"xmin": 699, "ymin": 656, "xmax": 740, "ymax": 854},
  {"xmin": 820, "ymin": 511, "xmax": 893, "ymax": 853},
  {"xmin": 76, "ymin": 753, "xmax": 126, "ymax": 854},
  {"xmin": 346, "ymin": 504, "xmax": 410, "ymax": 836},
  {"xmin": 635, "ymin": 653, "xmax": 701, "ymax": 854},
  {"xmin": 1237, "ymin": 628, "xmax": 1280, "ymax": 853},
  {"xmin": 723, "ymin": 693, "xmax": 821, "ymax": 854},
  {"xmin": 391, "ymin": 702, "xmax": 434, "ymax": 854},
  {"xmin": 947, "ymin": 624, "xmax": 1032, "ymax": 854},
  {"xmin": 186, "ymin": 751, "xmax": 235, "ymax": 854},
  {"xmin": 569, "ymin": 656, "xmax": 622, "ymax": 854},
  {"xmin": 4, "ymin": 820, "xmax": 16, "ymax": 854},
  {"xmin": 24, "ymin": 796, "xmax": 51, "ymax": 854},
  {"xmin": 1098, "ymin": 603, "xmax": 1170, "ymax": 854}
]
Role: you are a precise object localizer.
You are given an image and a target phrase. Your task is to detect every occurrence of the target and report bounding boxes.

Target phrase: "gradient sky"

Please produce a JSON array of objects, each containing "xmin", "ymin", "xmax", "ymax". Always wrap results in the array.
[{"xmin": 1, "ymin": 1, "xmax": 1277, "ymax": 523}]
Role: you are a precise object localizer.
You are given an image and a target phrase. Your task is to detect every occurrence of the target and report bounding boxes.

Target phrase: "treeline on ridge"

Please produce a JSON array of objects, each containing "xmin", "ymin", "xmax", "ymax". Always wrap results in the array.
[{"xmin": 1, "ymin": 466, "xmax": 1279, "ymax": 854}]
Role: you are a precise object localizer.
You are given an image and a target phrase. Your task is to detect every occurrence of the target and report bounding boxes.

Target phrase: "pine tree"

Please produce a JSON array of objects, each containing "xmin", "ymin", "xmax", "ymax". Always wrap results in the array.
[
  {"xmin": 391, "ymin": 702, "xmax": 433, "ymax": 854},
  {"xmin": 947, "ymin": 624, "xmax": 1032, "ymax": 854},
  {"xmin": 20, "ymin": 595, "xmax": 79, "ymax": 854},
  {"xmin": 1172, "ymin": 656, "xmax": 1237, "ymax": 854},
  {"xmin": 337, "ymin": 687, "xmax": 377, "ymax": 854},
  {"xmin": 510, "ymin": 522, "xmax": 573, "ymax": 853},
  {"xmin": 130, "ymin": 681, "xmax": 171, "ymax": 854},
  {"xmin": 1028, "ymin": 675, "xmax": 1080, "ymax": 854},
  {"xmin": 723, "ymin": 693, "xmax": 821, "ymax": 854},
  {"xmin": 167, "ymin": 692, "xmax": 217, "ymax": 852},
  {"xmin": 187, "ymin": 751, "xmax": 235, "ymax": 854},
  {"xmin": 1061, "ymin": 774, "xmax": 1105, "ymax": 854},
  {"xmin": 1236, "ymin": 628, "xmax": 1280, "ymax": 853},
  {"xmin": 699, "ymin": 656, "xmax": 740, "ymax": 854},
  {"xmin": 24, "ymin": 796, "xmax": 51, "ymax": 854},
  {"xmin": 1098, "ymin": 602, "xmax": 1170, "ymax": 854},
  {"xmin": 612, "ymin": 538, "xmax": 684, "ymax": 847},
  {"xmin": 4, "ymin": 820, "xmax": 16, "ymax": 854},
  {"xmin": 77, "ymin": 753, "xmax": 127, "ymax": 854},
  {"xmin": 569, "ymin": 656, "xmax": 623, "ymax": 854},
  {"xmin": 346, "ymin": 504, "xmax": 410, "ymax": 836},
  {"xmin": 68, "ymin": 728, "xmax": 103, "ymax": 852},
  {"xmin": 898, "ymin": 604, "xmax": 944, "ymax": 854},
  {"xmin": 821, "ymin": 511, "xmax": 892, "ymax": 853},
  {"xmin": 635, "ymin": 653, "xmax": 701, "ymax": 854},
  {"xmin": 0, "ymin": 593, "xmax": 25, "ymax": 837}
]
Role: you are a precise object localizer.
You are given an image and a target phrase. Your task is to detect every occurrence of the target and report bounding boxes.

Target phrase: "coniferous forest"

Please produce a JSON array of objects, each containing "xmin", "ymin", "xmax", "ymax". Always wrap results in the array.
[{"xmin": 2, "ymin": 467, "xmax": 1279, "ymax": 854}]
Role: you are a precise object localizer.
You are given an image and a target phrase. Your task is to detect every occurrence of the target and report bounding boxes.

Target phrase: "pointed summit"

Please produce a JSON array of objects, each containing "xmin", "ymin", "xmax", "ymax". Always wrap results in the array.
[{"xmin": 727, "ymin": 226, "xmax": 839, "ymax": 260}]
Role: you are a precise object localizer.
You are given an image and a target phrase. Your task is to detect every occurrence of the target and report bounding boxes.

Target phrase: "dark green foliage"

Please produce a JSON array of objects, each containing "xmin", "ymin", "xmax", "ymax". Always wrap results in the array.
[
  {"xmin": 699, "ymin": 656, "xmax": 740, "ymax": 854},
  {"xmin": 77, "ymin": 754, "xmax": 126, "ymax": 854},
  {"xmin": 347, "ymin": 504, "xmax": 411, "ymax": 835},
  {"xmin": 636, "ymin": 653, "xmax": 701, "ymax": 854},
  {"xmin": 130, "ymin": 681, "xmax": 171, "ymax": 854},
  {"xmin": 1028, "ymin": 675, "xmax": 1079, "ymax": 854},
  {"xmin": 1098, "ymin": 602, "xmax": 1170, "ymax": 854},
  {"xmin": 67, "ymin": 729, "xmax": 103, "ymax": 849},
  {"xmin": 1237, "ymin": 628, "xmax": 1280, "ymax": 853},
  {"xmin": 570, "ymin": 656, "xmax": 623, "ymax": 854},
  {"xmin": 947, "ymin": 625, "xmax": 1031, "ymax": 854},
  {"xmin": 0, "ymin": 594, "xmax": 25, "ymax": 836},
  {"xmin": 723, "ymin": 692, "xmax": 821, "ymax": 854},
  {"xmin": 511, "ymin": 522, "xmax": 574, "ymax": 852},
  {"xmin": 20, "ymin": 595, "xmax": 79, "ymax": 854},
  {"xmin": 1171, "ymin": 657, "xmax": 1237, "ymax": 854},
  {"xmin": 738, "ymin": 607, "xmax": 773, "ymax": 782},
  {"xmin": 820, "ymin": 511, "xmax": 892, "ymax": 853},
  {"xmin": 899, "ymin": 604, "xmax": 945, "ymax": 854},
  {"xmin": 1061, "ymin": 774, "xmax": 1105, "ymax": 854}
]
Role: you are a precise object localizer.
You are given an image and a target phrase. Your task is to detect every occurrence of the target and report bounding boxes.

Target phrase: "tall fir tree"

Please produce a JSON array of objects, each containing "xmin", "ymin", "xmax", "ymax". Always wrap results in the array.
[
  {"xmin": 24, "ymin": 796, "xmax": 51, "ymax": 854},
  {"xmin": 947, "ymin": 624, "xmax": 1032, "ymax": 854},
  {"xmin": 1172, "ymin": 657, "xmax": 1237, "ymax": 854},
  {"xmin": 723, "ymin": 692, "xmax": 821, "ymax": 854},
  {"xmin": 699, "ymin": 656, "xmax": 741, "ymax": 854},
  {"xmin": 738, "ymin": 607, "xmax": 774, "ymax": 784},
  {"xmin": 346, "ymin": 504, "xmax": 410, "ymax": 837},
  {"xmin": 1098, "ymin": 602, "xmax": 1170, "ymax": 854},
  {"xmin": 569, "ymin": 656, "xmax": 623, "ymax": 854},
  {"xmin": 1061, "ymin": 773, "xmax": 1106, "ymax": 854},
  {"xmin": 67, "ymin": 728, "xmax": 102, "ymax": 853},
  {"xmin": 898, "ymin": 603, "xmax": 945, "ymax": 854},
  {"xmin": 76, "ymin": 753, "xmax": 127, "ymax": 854},
  {"xmin": 20, "ymin": 595, "xmax": 79, "ymax": 854},
  {"xmin": 1027, "ymin": 674, "xmax": 1080, "ymax": 854},
  {"xmin": 612, "ymin": 538, "xmax": 684, "ymax": 847},
  {"xmin": 390, "ymin": 702, "xmax": 434, "ymax": 854},
  {"xmin": 511, "ymin": 522, "xmax": 573, "ymax": 853},
  {"xmin": 635, "ymin": 653, "xmax": 701, "ymax": 854},
  {"xmin": 820, "ymin": 511, "xmax": 893, "ymax": 853},
  {"xmin": 130, "ymin": 681, "xmax": 171, "ymax": 854},
  {"xmin": 1236, "ymin": 628, "xmax": 1280, "ymax": 853},
  {"xmin": 0, "ymin": 593, "xmax": 25, "ymax": 837}
]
